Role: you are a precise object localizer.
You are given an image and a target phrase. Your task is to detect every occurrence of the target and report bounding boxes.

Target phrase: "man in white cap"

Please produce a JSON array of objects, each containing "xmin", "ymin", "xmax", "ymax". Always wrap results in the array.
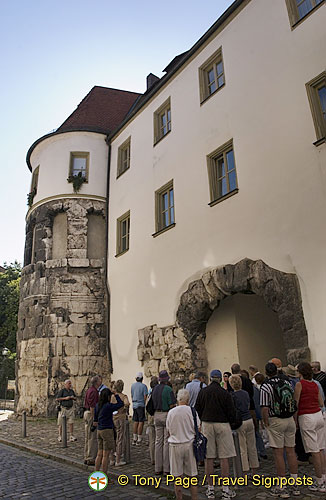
[{"xmin": 131, "ymin": 372, "xmax": 148, "ymax": 445}]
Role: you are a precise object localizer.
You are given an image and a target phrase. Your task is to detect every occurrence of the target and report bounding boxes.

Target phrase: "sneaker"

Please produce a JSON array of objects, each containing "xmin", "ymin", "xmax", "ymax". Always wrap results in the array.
[
  {"xmin": 109, "ymin": 460, "xmax": 115, "ymax": 466},
  {"xmin": 222, "ymin": 489, "xmax": 236, "ymax": 499},
  {"xmin": 136, "ymin": 440, "xmax": 141, "ymax": 446},
  {"xmin": 289, "ymin": 485, "xmax": 300, "ymax": 496},
  {"xmin": 270, "ymin": 487, "xmax": 290, "ymax": 498},
  {"xmin": 69, "ymin": 435, "xmax": 77, "ymax": 442},
  {"xmin": 115, "ymin": 461, "xmax": 126, "ymax": 466},
  {"xmin": 57, "ymin": 436, "xmax": 62, "ymax": 442},
  {"xmin": 308, "ymin": 480, "xmax": 326, "ymax": 492},
  {"xmin": 131, "ymin": 440, "xmax": 137, "ymax": 446},
  {"xmin": 206, "ymin": 486, "xmax": 215, "ymax": 499}
]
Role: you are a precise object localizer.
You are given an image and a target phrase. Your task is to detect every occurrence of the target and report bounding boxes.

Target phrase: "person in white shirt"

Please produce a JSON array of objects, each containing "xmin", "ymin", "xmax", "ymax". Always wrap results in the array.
[{"xmin": 166, "ymin": 389, "xmax": 199, "ymax": 500}]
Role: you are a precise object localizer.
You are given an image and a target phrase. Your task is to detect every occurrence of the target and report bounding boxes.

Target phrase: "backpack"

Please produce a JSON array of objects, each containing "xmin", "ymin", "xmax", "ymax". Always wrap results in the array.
[
  {"xmin": 230, "ymin": 393, "xmax": 243, "ymax": 430},
  {"xmin": 270, "ymin": 379, "xmax": 297, "ymax": 418}
]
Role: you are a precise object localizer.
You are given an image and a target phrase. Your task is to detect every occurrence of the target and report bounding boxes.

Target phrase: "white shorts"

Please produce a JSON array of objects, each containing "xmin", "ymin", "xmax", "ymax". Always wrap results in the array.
[
  {"xmin": 299, "ymin": 411, "xmax": 325, "ymax": 453},
  {"xmin": 169, "ymin": 441, "xmax": 198, "ymax": 477}
]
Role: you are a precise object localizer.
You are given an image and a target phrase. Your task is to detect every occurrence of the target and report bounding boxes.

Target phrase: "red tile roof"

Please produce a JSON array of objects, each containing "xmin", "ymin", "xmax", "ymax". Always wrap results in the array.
[{"xmin": 57, "ymin": 86, "xmax": 142, "ymax": 134}]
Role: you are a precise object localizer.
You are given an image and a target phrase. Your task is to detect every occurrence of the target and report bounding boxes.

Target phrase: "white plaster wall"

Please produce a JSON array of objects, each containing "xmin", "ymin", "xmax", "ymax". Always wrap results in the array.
[
  {"xmin": 235, "ymin": 294, "xmax": 287, "ymax": 373},
  {"xmin": 205, "ymin": 294, "xmax": 286, "ymax": 376},
  {"xmin": 206, "ymin": 297, "xmax": 238, "ymax": 375},
  {"xmin": 108, "ymin": 0, "xmax": 326, "ymax": 392},
  {"xmin": 29, "ymin": 131, "xmax": 108, "ymax": 207}
]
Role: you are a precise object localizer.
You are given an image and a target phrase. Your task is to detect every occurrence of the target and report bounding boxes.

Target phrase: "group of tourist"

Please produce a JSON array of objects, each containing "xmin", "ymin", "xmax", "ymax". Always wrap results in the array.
[{"xmin": 55, "ymin": 358, "xmax": 326, "ymax": 500}]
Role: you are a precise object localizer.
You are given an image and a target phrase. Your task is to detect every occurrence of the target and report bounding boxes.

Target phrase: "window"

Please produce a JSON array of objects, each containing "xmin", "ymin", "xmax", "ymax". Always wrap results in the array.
[
  {"xmin": 285, "ymin": 0, "xmax": 324, "ymax": 27},
  {"xmin": 207, "ymin": 140, "xmax": 238, "ymax": 206},
  {"xmin": 117, "ymin": 137, "xmax": 131, "ymax": 177},
  {"xmin": 199, "ymin": 47, "xmax": 225, "ymax": 103},
  {"xmin": 306, "ymin": 72, "xmax": 326, "ymax": 144},
  {"xmin": 69, "ymin": 152, "xmax": 89, "ymax": 180},
  {"xmin": 154, "ymin": 180, "xmax": 175, "ymax": 235},
  {"xmin": 154, "ymin": 98, "xmax": 171, "ymax": 145},
  {"xmin": 31, "ymin": 165, "xmax": 39, "ymax": 195},
  {"xmin": 116, "ymin": 211, "xmax": 130, "ymax": 256}
]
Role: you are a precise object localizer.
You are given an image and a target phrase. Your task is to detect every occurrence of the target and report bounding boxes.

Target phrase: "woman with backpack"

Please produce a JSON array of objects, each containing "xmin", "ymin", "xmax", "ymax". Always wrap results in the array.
[
  {"xmin": 93, "ymin": 387, "xmax": 124, "ymax": 474},
  {"xmin": 294, "ymin": 362, "xmax": 326, "ymax": 493}
]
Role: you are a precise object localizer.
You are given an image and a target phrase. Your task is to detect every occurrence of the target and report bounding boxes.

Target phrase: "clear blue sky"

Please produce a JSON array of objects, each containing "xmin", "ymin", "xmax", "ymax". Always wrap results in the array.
[{"xmin": 0, "ymin": 0, "xmax": 233, "ymax": 265}]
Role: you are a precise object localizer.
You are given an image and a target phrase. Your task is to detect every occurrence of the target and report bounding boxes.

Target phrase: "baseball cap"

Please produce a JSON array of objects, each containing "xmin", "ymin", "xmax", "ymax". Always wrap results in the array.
[
  {"xmin": 210, "ymin": 369, "xmax": 222, "ymax": 379},
  {"xmin": 136, "ymin": 372, "xmax": 143, "ymax": 379}
]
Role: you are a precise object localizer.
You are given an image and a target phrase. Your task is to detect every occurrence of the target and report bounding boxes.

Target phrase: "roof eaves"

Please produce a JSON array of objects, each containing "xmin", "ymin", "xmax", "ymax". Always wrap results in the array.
[
  {"xmin": 26, "ymin": 128, "xmax": 108, "ymax": 172},
  {"xmin": 107, "ymin": 0, "xmax": 246, "ymax": 142}
]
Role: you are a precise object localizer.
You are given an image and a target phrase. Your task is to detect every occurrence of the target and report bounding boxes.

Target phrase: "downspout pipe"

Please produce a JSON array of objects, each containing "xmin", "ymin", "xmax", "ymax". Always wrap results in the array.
[{"xmin": 104, "ymin": 136, "xmax": 113, "ymax": 373}]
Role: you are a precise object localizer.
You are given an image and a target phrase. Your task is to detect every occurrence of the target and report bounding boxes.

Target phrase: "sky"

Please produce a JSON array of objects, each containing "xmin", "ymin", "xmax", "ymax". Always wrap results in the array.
[{"xmin": 0, "ymin": 0, "xmax": 234, "ymax": 265}]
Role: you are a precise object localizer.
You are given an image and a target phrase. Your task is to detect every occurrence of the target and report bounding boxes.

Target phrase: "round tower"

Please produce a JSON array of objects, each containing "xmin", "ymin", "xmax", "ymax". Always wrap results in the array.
[
  {"xmin": 16, "ymin": 86, "xmax": 141, "ymax": 415},
  {"xmin": 17, "ymin": 129, "xmax": 110, "ymax": 415}
]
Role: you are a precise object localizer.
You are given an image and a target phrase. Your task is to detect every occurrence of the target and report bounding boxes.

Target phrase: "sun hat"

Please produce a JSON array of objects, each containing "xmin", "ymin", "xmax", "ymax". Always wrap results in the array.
[{"xmin": 158, "ymin": 370, "xmax": 170, "ymax": 382}]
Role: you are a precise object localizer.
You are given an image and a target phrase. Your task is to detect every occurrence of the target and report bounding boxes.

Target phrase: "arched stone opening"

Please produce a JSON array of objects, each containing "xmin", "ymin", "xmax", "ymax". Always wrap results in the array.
[{"xmin": 176, "ymin": 258, "xmax": 310, "ymax": 369}]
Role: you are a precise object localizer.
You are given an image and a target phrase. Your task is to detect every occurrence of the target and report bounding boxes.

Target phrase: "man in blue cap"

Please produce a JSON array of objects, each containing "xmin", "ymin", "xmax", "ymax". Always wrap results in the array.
[{"xmin": 195, "ymin": 369, "xmax": 237, "ymax": 500}]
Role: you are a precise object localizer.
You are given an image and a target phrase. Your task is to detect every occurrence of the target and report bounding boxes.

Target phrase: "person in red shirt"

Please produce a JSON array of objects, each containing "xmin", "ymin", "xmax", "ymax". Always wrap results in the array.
[
  {"xmin": 83, "ymin": 375, "xmax": 101, "ymax": 465},
  {"xmin": 294, "ymin": 362, "xmax": 326, "ymax": 493}
]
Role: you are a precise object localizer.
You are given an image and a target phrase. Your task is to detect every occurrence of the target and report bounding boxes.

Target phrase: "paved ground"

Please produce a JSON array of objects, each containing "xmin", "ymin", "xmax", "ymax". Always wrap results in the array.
[
  {"xmin": 0, "ymin": 443, "xmax": 171, "ymax": 499},
  {"xmin": 0, "ymin": 414, "xmax": 325, "ymax": 499}
]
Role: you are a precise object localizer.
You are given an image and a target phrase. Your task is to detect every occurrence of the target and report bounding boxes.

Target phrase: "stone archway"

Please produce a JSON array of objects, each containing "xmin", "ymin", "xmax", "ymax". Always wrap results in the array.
[{"xmin": 176, "ymin": 258, "xmax": 310, "ymax": 367}]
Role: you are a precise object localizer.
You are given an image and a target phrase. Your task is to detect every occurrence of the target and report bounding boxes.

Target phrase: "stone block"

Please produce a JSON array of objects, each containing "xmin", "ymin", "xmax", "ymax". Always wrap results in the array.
[
  {"xmin": 64, "ymin": 356, "xmax": 80, "ymax": 376},
  {"xmin": 67, "ymin": 258, "xmax": 89, "ymax": 267},
  {"xmin": 46, "ymin": 259, "xmax": 63, "ymax": 269},
  {"xmin": 69, "ymin": 300, "xmax": 99, "ymax": 313},
  {"xmin": 69, "ymin": 312, "xmax": 91, "ymax": 324},
  {"xmin": 137, "ymin": 345, "xmax": 145, "ymax": 361},
  {"xmin": 138, "ymin": 329, "xmax": 145, "ymax": 345},
  {"xmin": 90, "ymin": 259, "xmax": 104, "ymax": 268},
  {"xmin": 67, "ymin": 323, "xmax": 89, "ymax": 337},
  {"xmin": 151, "ymin": 345, "xmax": 164, "ymax": 359},
  {"xmin": 144, "ymin": 359, "xmax": 159, "ymax": 378},
  {"xmin": 63, "ymin": 337, "xmax": 78, "ymax": 357}
]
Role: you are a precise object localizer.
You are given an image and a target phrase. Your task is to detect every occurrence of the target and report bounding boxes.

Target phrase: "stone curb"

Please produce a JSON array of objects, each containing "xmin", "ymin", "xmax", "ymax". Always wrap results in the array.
[{"xmin": 0, "ymin": 437, "xmax": 194, "ymax": 499}]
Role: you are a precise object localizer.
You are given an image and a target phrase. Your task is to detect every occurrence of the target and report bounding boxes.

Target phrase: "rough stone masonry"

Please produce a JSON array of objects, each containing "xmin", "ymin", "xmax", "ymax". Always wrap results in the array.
[{"xmin": 16, "ymin": 198, "xmax": 110, "ymax": 416}]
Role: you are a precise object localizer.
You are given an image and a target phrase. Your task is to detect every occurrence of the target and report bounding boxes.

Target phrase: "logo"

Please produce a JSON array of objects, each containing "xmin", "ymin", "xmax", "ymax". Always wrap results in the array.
[{"xmin": 88, "ymin": 471, "xmax": 108, "ymax": 492}]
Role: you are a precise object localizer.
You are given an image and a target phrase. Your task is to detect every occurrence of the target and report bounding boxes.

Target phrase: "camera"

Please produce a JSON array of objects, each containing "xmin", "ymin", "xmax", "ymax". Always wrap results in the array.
[
  {"xmin": 56, "ymin": 405, "xmax": 62, "ymax": 412},
  {"xmin": 90, "ymin": 425, "xmax": 96, "ymax": 432}
]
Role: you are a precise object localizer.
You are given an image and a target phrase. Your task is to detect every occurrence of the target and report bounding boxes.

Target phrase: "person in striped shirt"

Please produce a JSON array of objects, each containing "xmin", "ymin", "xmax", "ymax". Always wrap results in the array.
[{"xmin": 260, "ymin": 362, "xmax": 299, "ymax": 498}]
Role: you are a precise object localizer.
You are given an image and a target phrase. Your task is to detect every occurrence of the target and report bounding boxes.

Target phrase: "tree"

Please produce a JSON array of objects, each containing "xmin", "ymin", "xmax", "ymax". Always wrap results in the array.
[
  {"xmin": 0, "ymin": 262, "xmax": 21, "ymax": 397},
  {"xmin": 0, "ymin": 261, "xmax": 21, "ymax": 352}
]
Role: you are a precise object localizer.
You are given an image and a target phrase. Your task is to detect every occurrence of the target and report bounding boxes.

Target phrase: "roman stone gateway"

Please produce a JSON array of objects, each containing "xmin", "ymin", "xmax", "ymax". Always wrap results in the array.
[
  {"xmin": 16, "ymin": 198, "xmax": 111, "ymax": 416},
  {"xmin": 137, "ymin": 259, "xmax": 310, "ymax": 385}
]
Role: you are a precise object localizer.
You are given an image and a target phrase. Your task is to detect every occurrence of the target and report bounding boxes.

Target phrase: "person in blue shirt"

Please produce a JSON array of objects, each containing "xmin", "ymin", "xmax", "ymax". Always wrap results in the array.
[
  {"xmin": 131, "ymin": 372, "xmax": 148, "ymax": 445},
  {"xmin": 93, "ymin": 388, "xmax": 123, "ymax": 474},
  {"xmin": 185, "ymin": 371, "xmax": 207, "ymax": 407}
]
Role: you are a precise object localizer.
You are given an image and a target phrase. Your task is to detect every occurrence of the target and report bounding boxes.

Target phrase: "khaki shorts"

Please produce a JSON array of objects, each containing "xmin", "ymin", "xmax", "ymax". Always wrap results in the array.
[
  {"xmin": 299, "ymin": 411, "xmax": 325, "ymax": 453},
  {"xmin": 169, "ymin": 441, "xmax": 198, "ymax": 477},
  {"xmin": 57, "ymin": 406, "xmax": 74, "ymax": 425},
  {"xmin": 267, "ymin": 416, "xmax": 296, "ymax": 448},
  {"xmin": 202, "ymin": 421, "xmax": 236, "ymax": 459},
  {"xmin": 97, "ymin": 428, "xmax": 115, "ymax": 451}
]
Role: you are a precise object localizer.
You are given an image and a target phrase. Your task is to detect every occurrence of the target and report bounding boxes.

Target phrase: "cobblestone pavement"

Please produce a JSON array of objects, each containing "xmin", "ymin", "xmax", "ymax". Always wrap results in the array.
[
  {"xmin": 0, "ymin": 443, "xmax": 170, "ymax": 499},
  {"xmin": 0, "ymin": 415, "xmax": 325, "ymax": 499}
]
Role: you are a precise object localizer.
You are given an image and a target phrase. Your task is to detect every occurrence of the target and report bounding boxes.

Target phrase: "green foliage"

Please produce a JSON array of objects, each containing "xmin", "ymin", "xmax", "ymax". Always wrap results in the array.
[
  {"xmin": 67, "ymin": 172, "xmax": 87, "ymax": 193},
  {"xmin": 0, "ymin": 262, "xmax": 21, "ymax": 352},
  {"xmin": 0, "ymin": 262, "xmax": 20, "ymax": 398},
  {"xmin": 27, "ymin": 187, "xmax": 37, "ymax": 207}
]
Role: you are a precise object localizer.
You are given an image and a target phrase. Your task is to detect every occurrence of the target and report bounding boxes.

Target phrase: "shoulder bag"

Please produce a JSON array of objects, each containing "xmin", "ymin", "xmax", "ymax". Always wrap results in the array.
[{"xmin": 190, "ymin": 407, "xmax": 207, "ymax": 462}]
